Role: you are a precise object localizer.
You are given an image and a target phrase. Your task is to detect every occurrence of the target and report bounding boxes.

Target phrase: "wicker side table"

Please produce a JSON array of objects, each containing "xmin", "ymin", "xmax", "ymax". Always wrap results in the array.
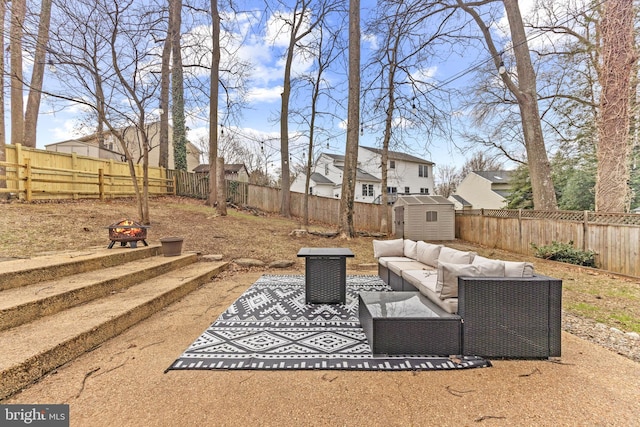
[{"xmin": 297, "ymin": 248, "xmax": 354, "ymax": 304}]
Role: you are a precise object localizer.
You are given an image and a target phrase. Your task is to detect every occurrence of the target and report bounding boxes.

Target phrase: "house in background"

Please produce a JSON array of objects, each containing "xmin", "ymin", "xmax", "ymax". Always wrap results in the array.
[
  {"xmin": 193, "ymin": 163, "xmax": 250, "ymax": 182},
  {"xmin": 45, "ymin": 122, "xmax": 201, "ymax": 171},
  {"xmin": 449, "ymin": 170, "xmax": 514, "ymax": 209},
  {"xmin": 290, "ymin": 146, "xmax": 435, "ymax": 204}
]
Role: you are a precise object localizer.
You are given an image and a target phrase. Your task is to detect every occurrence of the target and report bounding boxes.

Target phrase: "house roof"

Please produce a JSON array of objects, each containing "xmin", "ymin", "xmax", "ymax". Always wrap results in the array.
[
  {"xmin": 473, "ymin": 170, "xmax": 514, "ymax": 183},
  {"xmin": 193, "ymin": 163, "xmax": 248, "ymax": 174},
  {"xmin": 449, "ymin": 194, "xmax": 472, "ymax": 206},
  {"xmin": 360, "ymin": 146, "xmax": 434, "ymax": 165},
  {"xmin": 324, "ymin": 153, "xmax": 345, "ymax": 161},
  {"xmin": 335, "ymin": 166, "xmax": 380, "ymax": 182},
  {"xmin": 310, "ymin": 172, "xmax": 335, "ymax": 185}
]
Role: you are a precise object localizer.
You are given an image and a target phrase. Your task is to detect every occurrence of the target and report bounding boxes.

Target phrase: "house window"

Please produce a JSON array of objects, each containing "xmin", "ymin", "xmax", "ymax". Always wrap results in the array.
[
  {"xmin": 418, "ymin": 164, "xmax": 429, "ymax": 177},
  {"xmin": 420, "ymin": 188, "xmax": 429, "ymax": 194},
  {"xmin": 309, "ymin": 187, "xmax": 313, "ymax": 195},
  {"xmin": 362, "ymin": 184, "xmax": 374, "ymax": 197},
  {"xmin": 426, "ymin": 211, "xmax": 438, "ymax": 222},
  {"xmin": 324, "ymin": 164, "xmax": 329, "ymax": 175},
  {"xmin": 389, "ymin": 160, "xmax": 395, "ymax": 169},
  {"xmin": 404, "ymin": 187, "xmax": 410, "ymax": 194},
  {"xmin": 387, "ymin": 186, "xmax": 397, "ymax": 194}
]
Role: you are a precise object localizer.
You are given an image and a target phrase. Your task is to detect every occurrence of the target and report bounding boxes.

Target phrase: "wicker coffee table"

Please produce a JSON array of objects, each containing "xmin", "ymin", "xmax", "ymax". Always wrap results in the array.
[
  {"xmin": 297, "ymin": 248, "xmax": 354, "ymax": 304},
  {"xmin": 358, "ymin": 291, "xmax": 462, "ymax": 356}
]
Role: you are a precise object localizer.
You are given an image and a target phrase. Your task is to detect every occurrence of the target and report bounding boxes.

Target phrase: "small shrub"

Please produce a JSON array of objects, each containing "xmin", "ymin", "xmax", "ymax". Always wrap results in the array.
[{"xmin": 530, "ymin": 240, "xmax": 597, "ymax": 267}]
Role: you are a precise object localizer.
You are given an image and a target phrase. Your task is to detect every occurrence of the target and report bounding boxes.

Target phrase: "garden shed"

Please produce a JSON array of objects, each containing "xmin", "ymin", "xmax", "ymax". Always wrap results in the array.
[{"xmin": 392, "ymin": 195, "xmax": 455, "ymax": 241}]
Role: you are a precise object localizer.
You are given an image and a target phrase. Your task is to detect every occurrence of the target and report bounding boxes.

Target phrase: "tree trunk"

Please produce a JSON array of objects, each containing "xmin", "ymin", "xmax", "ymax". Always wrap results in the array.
[
  {"xmin": 170, "ymin": 0, "xmax": 187, "ymax": 171},
  {"xmin": 216, "ymin": 157, "xmax": 227, "ymax": 215},
  {"xmin": 503, "ymin": 0, "xmax": 557, "ymax": 211},
  {"xmin": 279, "ymin": 24, "xmax": 296, "ymax": 219},
  {"xmin": 10, "ymin": 0, "xmax": 26, "ymax": 146},
  {"xmin": 595, "ymin": 0, "xmax": 636, "ymax": 212},
  {"xmin": 208, "ymin": 0, "xmax": 226, "ymax": 215},
  {"xmin": 0, "ymin": 0, "xmax": 6, "ymax": 198},
  {"xmin": 338, "ymin": 0, "xmax": 360, "ymax": 238},
  {"xmin": 460, "ymin": 0, "xmax": 558, "ymax": 210},
  {"xmin": 159, "ymin": 9, "xmax": 172, "ymax": 170},
  {"xmin": 24, "ymin": 0, "xmax": 53, "ymax": 148}
]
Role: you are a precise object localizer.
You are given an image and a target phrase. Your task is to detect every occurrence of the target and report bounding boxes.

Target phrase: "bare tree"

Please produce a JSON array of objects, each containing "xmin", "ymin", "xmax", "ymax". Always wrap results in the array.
[
  {"xmin": 364, "ymin": 0, "xmax": 454, "ymax": 232},
  {"xmin": 0, "ymin": 0, "xmax": 6, "ymax": 198},
  {"xmin": 9, "ymin": 0, "xmax": 26, "ymax": 146},
  {"xmin": 434, "ymin": 164, "xmax": 460, "ymax": 198},
  {"xmin": 273, "ymin": 0, "xmax": 340, "ymax": 218},
  {"xmin": 159, "ymin": 1, "xmax": 172, "ymax": 170},
  {"xmin": 455, "ymin": 0, "xmax": 557, "ymax": 210},
  {"xmin": 208, "ymin": 0, "xmax": 227, "ymax": 215},
  {"xmin": 338, "ymin": 0, "xmax": 360, "ymax": 238},
  {"xmin": 595, "ymin": 0, "xmax": 637, "ymax": 212},
  {"xmin": 47, "ymin": 0, "xmax": 164, "ymax": 223},
  {"xmin": 23, "ymin": 0, "xmax": 53, "ymax": 148}
]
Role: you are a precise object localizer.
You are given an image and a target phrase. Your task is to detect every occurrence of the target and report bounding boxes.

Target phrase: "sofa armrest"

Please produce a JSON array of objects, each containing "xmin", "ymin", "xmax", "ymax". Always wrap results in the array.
[{"xmin": 458, "ymin": 274, "xmax": 562, "ymax": 358}]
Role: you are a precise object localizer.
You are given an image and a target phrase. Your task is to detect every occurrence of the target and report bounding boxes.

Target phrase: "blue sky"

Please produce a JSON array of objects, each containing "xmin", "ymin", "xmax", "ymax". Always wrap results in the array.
[{"xmin": 31, "ymin": 0, "xmax": 543, "ymax": 173}]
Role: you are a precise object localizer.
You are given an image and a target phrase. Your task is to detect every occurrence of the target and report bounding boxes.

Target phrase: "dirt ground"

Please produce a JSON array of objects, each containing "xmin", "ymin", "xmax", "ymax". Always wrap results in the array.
[{"xmin": 2, "ymin": 197, "xmax": 640, "ymax": 426}]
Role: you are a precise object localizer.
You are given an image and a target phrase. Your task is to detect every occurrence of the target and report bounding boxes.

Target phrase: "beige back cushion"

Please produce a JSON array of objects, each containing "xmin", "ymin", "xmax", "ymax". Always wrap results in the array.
[
  {"xmin": 438, "ymin": 246, "xmax": 476, "ymax": 264},
  {"xmin": 373, "ymin": 239, "xmax": 404, "ymax": 258},
  {"xmin": 438, "ymin": 260, "xmax": 505, "ymax": 299},
  {"xmin": 473, "ymin": 255, "xmax": 534, "ymax": 277},
  {"xmin": 403, "ymin": 239, "xmax": 418, "ymax": 260},
  {"xmin": 416, "ymin": 241, "xmax": 443, "ymax": 267}
]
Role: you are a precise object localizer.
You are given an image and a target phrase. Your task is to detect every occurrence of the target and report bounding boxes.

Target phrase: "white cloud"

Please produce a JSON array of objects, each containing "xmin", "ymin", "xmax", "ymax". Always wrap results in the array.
[{"xmin": 246, "ymin": 86, "xmax": 283, "ymax": 103}]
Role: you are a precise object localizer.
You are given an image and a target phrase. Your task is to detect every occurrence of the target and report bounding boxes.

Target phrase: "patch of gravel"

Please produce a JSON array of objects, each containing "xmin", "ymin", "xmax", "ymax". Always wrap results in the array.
[{"xmin": 563, "ymin": 312, "xmax": 640, "ymax": 363}]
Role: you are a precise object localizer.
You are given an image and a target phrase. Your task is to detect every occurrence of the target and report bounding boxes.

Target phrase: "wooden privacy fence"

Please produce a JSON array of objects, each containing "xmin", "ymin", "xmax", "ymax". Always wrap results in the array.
[
  {"xmin": 166, "ymin": 169, "xmax": 248, "ymax": 205},
  {"xmin": 166, "ymin": 171, "xmax": 390, "ymax": 233},
  {"xmin": 456, "ymin": 209, "xmax": 640, "ymax": 277},
  {"xmin": 0, "ymin": 144, "xmax": 173, "ymax": 201}
]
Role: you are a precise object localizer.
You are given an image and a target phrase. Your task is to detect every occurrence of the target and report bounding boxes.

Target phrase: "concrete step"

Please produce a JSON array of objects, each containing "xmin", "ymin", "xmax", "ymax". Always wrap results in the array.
[
  {"xmin": 0, "ymin": 252, "xmax": 199, "ymax": 332},
  {"xmin": 0, "ymin": 260, "xmax": 228, "ymax": 400},
  {"xmin": 0, "ymin": 245, "xmax": 161, "ymax": 291}
]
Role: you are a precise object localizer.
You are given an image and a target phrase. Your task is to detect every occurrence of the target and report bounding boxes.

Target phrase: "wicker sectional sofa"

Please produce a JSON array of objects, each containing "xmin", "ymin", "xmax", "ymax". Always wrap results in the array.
[{"xmin": 373, "ymin": 238, "xmax": 562, "ymax": 358}]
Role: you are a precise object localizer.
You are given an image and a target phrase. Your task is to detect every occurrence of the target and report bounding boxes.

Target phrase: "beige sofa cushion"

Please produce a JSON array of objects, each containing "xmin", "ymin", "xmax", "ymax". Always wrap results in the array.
[
  {"xmin": 438, "ymin": 246, "xmax": 476, "ymax": 264},
  {"xmin": 473, "ymin": 255, "xmax": 534, "ymax": 277},
  {"xmin": 387, "ymin": 260, "xmax": 430, "ymax": 276},
  {"xmin": 437, "ymin": 260, "xmax": 505, "ymax": 299},
  {"xmin": 378, "ymin": 256, "xmax": 414, "ymax": 267},
  {"xmin": 416, "ymin": 241, "xmax": 443, "ymax": 268},
  {"xmin": 402, "ymin": 269, "xmax": 457, "ymax": 314},
  {"xmin": 403, "ymin": 239, "xmax": 418, "ymax": 260},
  {"xmin": 373, "ymin": 239, "xmax": 404, "ymax": 258}
]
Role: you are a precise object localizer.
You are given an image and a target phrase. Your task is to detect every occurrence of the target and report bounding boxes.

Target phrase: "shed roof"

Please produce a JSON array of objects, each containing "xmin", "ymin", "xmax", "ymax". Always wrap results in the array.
[{"xmin": 394, "ymin": 195, "xmax": 453, "ymax": 205}]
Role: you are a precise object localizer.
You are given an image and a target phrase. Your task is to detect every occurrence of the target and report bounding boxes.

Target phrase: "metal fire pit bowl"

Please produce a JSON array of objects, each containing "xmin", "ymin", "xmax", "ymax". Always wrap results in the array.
[{"xmin": 106, "ymin": 219, "xmax": 150, "ymax": 249}]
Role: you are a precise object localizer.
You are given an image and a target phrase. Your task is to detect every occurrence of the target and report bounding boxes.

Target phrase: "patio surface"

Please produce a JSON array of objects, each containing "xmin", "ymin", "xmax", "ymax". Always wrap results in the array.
[{"xmin": 5, "ymin": 269, "xmax": 640, "ymax": 426}]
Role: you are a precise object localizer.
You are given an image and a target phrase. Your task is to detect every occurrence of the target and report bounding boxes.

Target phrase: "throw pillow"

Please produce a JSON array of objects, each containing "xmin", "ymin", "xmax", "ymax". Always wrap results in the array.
[
  {"xmin": 403, "ymin": 239, "xmax": 418, "ymax": 260},
  {"xmin": 472, "ymin": 256, "xmax": 506, "ymax": 273},
  {"xmin": 437, "ymin": 262, "xmax": 479, "ymax": 299},
  {"xmin": 438, "ymin": 246, "xmax": 477, "ymax": 264},
  {"xmin": 437, "ymin": 260, "xmax": 506, "ymax": 299},
  {"xmin": 373, "ymin": 239, "xmax": 405, "ymax": 258},
  {"xmin": 416, "ymin": 241, "xmax": 443, "ymax": 267},
  {"xmin": 503, "ymin": 260, "xmax": 535, "ymax": 277}
]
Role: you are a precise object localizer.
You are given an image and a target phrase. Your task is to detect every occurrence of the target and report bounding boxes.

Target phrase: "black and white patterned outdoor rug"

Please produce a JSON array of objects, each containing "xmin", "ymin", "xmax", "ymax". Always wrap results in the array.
[{"xmin": 166, "ymin": 275, "xmax": 491, "ymax": 371}]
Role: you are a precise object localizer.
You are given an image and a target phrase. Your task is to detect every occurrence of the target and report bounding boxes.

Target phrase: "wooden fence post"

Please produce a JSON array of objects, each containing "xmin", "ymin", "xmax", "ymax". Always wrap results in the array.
[
  {"xmin": 25, "ymin": 158, "xmax": 32, "ymax": 202},
  {"xmin": 99, "ymin": 169, "xmax": 105, "ymax": 201},
  {"xmin": 583, "ymin": 210, "xmax": 589, "ymax": 252}
]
